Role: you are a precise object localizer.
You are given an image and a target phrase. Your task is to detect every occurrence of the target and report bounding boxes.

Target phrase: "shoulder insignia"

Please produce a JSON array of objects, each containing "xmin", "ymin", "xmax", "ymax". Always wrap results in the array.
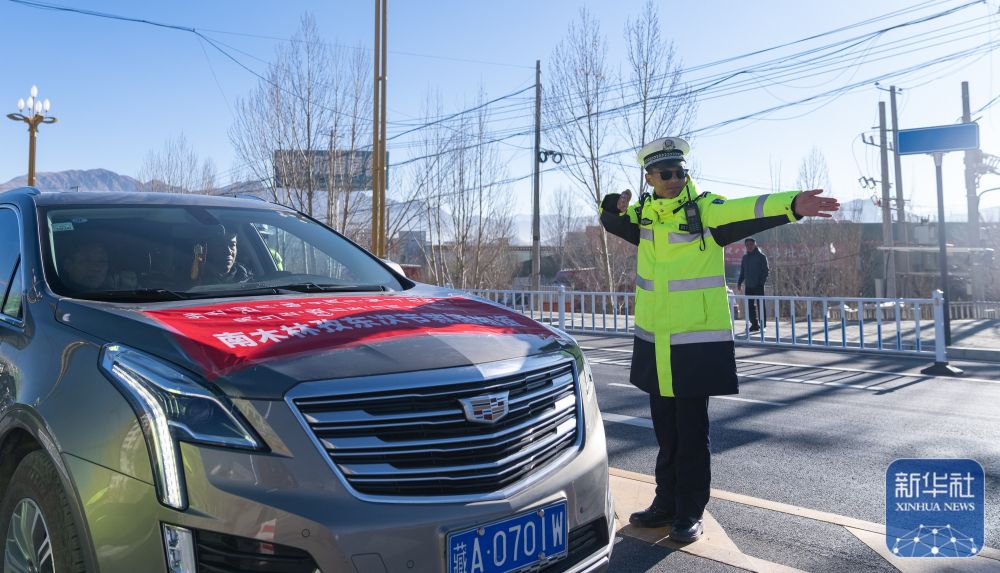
[
  {"xmin": 640, "ymin": 218, "xmax": 653, "ymax": 226},
  {"xmin": 712, "ymin": 198, "xmax": 725, "ymax": 204}
]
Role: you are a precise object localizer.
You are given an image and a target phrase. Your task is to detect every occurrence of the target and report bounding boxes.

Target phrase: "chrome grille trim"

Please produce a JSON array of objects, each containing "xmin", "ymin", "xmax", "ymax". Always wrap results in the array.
[{"xmin": 285, "ymin": 352, "xmax": 584, "ymax": 503}]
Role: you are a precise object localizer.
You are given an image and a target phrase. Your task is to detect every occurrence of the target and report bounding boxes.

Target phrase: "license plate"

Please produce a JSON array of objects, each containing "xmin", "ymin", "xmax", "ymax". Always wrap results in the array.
[{"xmin": 447, "ymin": 501, "xmax": 568, "ymax": 573}]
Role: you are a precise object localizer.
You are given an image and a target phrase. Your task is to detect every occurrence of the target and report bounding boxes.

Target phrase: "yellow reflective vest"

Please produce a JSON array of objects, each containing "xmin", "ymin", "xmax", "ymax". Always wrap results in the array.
[{"xmin": 601, "ymin": 179, "xmax": 800, "ymax": 397}]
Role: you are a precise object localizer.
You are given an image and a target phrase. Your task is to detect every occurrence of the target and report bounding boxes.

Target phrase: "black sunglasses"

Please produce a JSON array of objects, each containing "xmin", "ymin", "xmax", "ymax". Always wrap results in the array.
[{"xmin": 658, "ymin": 168, "xmax": 688, "ymax": 181}]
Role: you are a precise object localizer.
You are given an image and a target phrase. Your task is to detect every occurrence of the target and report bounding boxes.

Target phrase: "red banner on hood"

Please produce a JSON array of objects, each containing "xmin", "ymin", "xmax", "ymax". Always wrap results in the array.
[{"xmin": 143, "ymin": 295, "xmax": 556, "ymax": 379}]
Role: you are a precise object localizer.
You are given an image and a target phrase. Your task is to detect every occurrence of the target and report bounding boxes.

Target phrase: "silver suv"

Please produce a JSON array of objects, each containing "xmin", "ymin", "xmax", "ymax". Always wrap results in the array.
[{"xmin": 0, "ymin": 188, "xmax": 612, "ymax": 573}]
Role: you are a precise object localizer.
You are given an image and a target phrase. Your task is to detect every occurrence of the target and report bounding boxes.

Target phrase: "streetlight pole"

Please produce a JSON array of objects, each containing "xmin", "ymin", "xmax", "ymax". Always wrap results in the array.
[
  {"xmin": 6, "ymin": 85, "xmax": 57, "ymax": 187},
  {"xmin": 977, "ymin": 186, "xmax": 1000, "ymax": 206}
]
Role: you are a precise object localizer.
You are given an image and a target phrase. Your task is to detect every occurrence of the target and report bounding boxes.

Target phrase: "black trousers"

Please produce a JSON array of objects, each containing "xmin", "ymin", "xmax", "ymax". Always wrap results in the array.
[
  {"xmin": 746, "ymin": 285, "xmax": 766, "ymax": 328},
  {"xmin": 649, "ymin": 394, "xmax": 711, "ymax": 521}
]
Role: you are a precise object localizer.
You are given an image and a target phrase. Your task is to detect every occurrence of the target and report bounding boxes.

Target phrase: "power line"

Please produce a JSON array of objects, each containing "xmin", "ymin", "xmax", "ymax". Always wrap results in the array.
[
  {"xmin": 197, "ymin": 26, "xmax": 536, "ymax": 69},
  {"xmin": 7, "ymin": 0, "xmax": 396, "ymax": 126}
]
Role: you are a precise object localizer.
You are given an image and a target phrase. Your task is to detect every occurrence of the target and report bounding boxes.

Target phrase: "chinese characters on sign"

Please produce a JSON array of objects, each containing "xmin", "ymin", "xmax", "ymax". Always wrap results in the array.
[
  {"xmin": 893, "ymin": 471, "xmax": 976, "ymax": 500},
  {"xmin": 144, "ymin": 296, "xmax": 556, "ymax": 378}
]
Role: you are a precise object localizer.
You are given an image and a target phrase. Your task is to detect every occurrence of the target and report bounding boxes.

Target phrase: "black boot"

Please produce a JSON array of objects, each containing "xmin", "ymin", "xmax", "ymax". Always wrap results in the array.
[
  {"xmin": 628, "ymin": 504, "xmax": 675, "ymax": 528},
  {"xmin": 669, "ymin": 516, "xmax": 704, "ymax": 543}
]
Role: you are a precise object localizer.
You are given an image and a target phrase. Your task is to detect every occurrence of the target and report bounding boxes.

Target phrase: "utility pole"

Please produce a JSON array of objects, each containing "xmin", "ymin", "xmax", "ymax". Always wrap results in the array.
[
  {"xmin": 962, "ymin": 81, "xmax": 984, "ymax": 303},
  {"xmin": 878, "ymin": 101, "xmax": 896, "ymax": 298},
  {"xmin": 378, "ymin": 0, "xmax": 388, "ymax": 258},
  {"xmin": 371, "ymin": 0, "xmax": 382, "ymax": 255},
  {"xmin": 531, "ymin": 60, "xmax": 542, "ymax": 293},
  {"xmin": 889, "ymin": 86, "xmax": 908, "ymax": 296},
  {"xmin": 369, "ymin": 0, "xmax": 389, "ymax": 257}
]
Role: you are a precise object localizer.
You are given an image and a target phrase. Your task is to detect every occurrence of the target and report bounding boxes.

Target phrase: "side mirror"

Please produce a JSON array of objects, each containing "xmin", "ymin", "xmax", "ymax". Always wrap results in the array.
[{"xmin": 381, "ymin": 258, "xmax": 405, "ymax": 276}]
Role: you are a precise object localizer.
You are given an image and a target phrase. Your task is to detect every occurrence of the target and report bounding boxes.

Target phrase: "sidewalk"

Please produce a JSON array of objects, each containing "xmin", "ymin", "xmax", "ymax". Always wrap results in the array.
[{"xmin": 610, "ymin": 468, "xmax": 1000, "ymax": 572}]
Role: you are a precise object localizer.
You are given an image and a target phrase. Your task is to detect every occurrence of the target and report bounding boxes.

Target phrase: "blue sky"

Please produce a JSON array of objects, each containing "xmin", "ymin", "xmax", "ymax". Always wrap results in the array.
[{"xmin": 2, "ymin": 0, "xmax": 999, "ymax": 221}]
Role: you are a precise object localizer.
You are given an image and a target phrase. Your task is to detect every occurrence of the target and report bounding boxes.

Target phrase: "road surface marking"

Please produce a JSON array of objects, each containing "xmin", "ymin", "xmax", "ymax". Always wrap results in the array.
[
  {"xmin": 738, "ymin": 358, "xmax": 1000, "ymax": 384},
  {"xmin": 605, "ymin": 383, "xmax": 787, "ymax": 406},
  {"xmin": 739, "ymin": 373, "xmax": 883, "ymax": 391},
  {"xmin": 611, "ymin": 467, "xmax": 1000, "ymax": 571},
  {"xmin": 611, "ymin": 470, "xmax": 810, "ymax": 573},
  {"xmin": 582, "ymin": 346, "xmax": 1000, "ymax": 384},
  {"xmin": 714, "ymin": 395, "xmax": 788, "ymax": 406},
  {"xmin": 602, "ymin": 413, "xmax": 653, "ymax": 428}
]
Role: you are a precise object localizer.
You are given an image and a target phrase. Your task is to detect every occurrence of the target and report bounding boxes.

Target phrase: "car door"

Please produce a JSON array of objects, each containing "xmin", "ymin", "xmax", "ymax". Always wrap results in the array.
[{"xmin": 0, "ymin": 206, "xmax": 25, "ymax": 414}]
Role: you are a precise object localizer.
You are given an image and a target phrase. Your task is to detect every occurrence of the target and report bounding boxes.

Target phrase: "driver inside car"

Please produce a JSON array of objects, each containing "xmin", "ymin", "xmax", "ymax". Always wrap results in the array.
[{"xmin": 192, "ymin": 230, "xmax": 254, "ymax": 285}]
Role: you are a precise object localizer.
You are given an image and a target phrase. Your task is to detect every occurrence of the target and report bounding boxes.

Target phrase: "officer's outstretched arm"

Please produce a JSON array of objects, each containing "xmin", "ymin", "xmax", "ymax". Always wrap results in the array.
[
  {"xmin": 700, "ymin": 190, "xmax": 800, "ymax": 228},
  {"xmin": 710, "ymin": 214, "xmax": 797, "ymax": 247},
  {"xmin": 599, "ymin": 193, "xmax": 640, "ymax": 246}
]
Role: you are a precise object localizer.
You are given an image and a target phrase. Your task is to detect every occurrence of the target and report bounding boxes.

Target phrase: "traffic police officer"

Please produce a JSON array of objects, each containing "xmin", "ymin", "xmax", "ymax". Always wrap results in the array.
[{"xmin": 599, "ymin": 136, "xmax": 839, "ymax": 542}]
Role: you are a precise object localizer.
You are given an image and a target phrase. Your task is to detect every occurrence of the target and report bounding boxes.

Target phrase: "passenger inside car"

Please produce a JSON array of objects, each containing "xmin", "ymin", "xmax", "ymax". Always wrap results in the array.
[{"xmin": 58, "ymin": 240, "xmax": 138, "ymax": 292}]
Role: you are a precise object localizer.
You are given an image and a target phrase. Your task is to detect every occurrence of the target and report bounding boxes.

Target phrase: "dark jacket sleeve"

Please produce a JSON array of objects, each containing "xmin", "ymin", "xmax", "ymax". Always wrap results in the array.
[
  {"xmin": 599, "ymin": 193, "xmax": 640, "ymax": 246},
  {"xmin": 737, "ymin": 257, "xmax": 745, "ymax": 287},
  {"xmin": 762, "ymin": 252, "xmax": 770, "ymax": 284},
  {"xmin": 710, "ymin": 214, "xmax": 793, "ymax": 247}
]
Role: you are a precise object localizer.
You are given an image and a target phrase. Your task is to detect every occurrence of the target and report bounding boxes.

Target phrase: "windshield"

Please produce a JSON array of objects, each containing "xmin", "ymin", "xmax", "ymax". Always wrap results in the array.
[{"xmin": 40, "ymin": 204, "xmax": 404, "ymax": 301}]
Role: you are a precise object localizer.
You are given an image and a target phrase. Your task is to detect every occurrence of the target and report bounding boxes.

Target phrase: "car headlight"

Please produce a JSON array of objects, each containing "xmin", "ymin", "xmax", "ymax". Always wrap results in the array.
[{"xmin": 100, "ymin": 344, "xmax": 264, "ymax": 509}]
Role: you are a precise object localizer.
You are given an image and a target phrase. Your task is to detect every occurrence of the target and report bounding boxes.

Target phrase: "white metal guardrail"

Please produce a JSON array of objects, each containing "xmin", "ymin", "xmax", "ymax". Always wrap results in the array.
[{"xmin": 469, "ymin": 287, "xmax": 962, "ymax": 364}]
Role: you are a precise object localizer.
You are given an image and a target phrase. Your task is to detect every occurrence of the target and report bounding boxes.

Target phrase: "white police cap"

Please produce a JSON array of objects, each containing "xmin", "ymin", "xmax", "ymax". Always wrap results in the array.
[{"xmin": 638, "ymin": 137, "xmax": 690, "ymax": 169}]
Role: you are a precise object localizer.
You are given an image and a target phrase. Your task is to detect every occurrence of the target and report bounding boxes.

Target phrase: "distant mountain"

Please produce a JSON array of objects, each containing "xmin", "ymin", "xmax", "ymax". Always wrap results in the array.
[{"xmin": 0, "ymin": 168, "xmax": 143, "ymax": 193}]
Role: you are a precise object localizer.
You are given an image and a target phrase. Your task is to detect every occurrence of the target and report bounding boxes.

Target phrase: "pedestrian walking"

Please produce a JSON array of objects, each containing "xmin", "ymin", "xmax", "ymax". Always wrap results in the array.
[{"xmin": 737, "ymin": 237, "xmax": 769, "ymax": 332}]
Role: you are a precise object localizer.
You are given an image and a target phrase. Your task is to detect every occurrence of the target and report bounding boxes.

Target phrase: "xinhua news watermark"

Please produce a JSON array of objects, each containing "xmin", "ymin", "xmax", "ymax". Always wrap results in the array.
[{"xmin": 886, "ymin": 459, "xmax": 985, "ymax": 558}]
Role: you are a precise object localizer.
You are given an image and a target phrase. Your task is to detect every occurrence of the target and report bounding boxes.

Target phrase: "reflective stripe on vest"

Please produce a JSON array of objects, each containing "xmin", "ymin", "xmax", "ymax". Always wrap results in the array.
[
  {"xmin": 668, "ymin": 275, "xmax": 726, "ymax": 292},
  {"xmin": 640, "ymin": 227, "xmax": 654, "ymax": 242},
  {"xmin": 670, "ymin": 329, "xmax": 733, "ymax": 345},
  {"xmin": 754, "ymin": 194, "xmax": 770, "ymax": 218},
  {"xmin": 636, "ymin": 274, "xmax": 654, "ymax": 291},
  {"xmin": 634, "ymin": 325, "xmax": 655, "ymax": 343},
  {"xmin": 668, "ymin": 228, "xmax": 712, "ymax": 244}
]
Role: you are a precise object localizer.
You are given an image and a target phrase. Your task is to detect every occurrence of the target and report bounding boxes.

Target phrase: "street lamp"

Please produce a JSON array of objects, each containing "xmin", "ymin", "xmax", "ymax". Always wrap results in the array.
[
  {"xmin": 6, "ymin": 85, "xmax": 57, "ymax": 187},
  {"xmin": 978, "ymin": 186, "xmax": 1000, "ymax": 205}
]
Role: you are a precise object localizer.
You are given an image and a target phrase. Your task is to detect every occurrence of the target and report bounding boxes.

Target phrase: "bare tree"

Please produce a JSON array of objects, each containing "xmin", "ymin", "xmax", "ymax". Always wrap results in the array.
[
  {"xmin": 404, "ymin": 90, "xmax": 517, "ymax": 289},
  {"xmin": 229, "ymin": 13, "xmax": 336, "ymax": 216},
  {"xmin": 441, "ymin": 92, "xmax": 517, "ymax": 289},
  {"xmin": 768, "ymin": 221, "xmax": 869, "ymax": 298},
  {"xmin": 796, "ymin": 146, "xmax": 831, "ymax": 191},
  {"xmin": 768, "ymin": 157, "xmax": 784, "ymax": 194},
  {"xmin": 137, "ymin": 133, "xmax": 217, "ymax": 193},
  {"xmin": 543, "ymin": 189, "xmax": 582, "ymax": 271},
  {"xmin": 546, "ymin": 7, "xmax": 618, "ymax": 292},
  {"xmin": 326, "ymin": 45, "xmax": 374, "ymax": 241},
  {"xmin": 408, "ymin": 93, "xmax": 455, "ymax": 285},
  {"xmin": 620, "ymin": 0, "xmax": 697, "ymax": 192}
]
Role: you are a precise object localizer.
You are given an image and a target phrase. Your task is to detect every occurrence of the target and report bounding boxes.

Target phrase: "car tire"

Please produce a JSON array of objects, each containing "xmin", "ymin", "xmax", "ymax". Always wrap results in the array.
[{"xmin": 0, "ymin": 450, "xmax": 87, "ymax": 573}]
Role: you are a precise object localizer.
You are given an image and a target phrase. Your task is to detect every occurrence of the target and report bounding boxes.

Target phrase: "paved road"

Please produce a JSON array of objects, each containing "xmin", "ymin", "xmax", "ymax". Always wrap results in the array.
[{"xmin": 576, "ymin": 334, "xmax": 1000, "ymax": 572}]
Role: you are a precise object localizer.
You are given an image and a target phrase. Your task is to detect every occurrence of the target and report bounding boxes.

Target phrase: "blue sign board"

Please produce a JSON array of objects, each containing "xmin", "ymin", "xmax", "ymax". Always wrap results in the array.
[
  {"xmin": 886, "ymin": 458, "xmax": 985, "ymax": 558},
  {"xmin": 897, "ymin": 123, "xmax": 979, "ymax": 155}
]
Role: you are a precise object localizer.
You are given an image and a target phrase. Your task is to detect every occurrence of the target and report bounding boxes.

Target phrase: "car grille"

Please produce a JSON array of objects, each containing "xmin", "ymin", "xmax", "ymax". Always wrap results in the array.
[
  {"xmin": 544, "ymin": 518, "xmax": 610, "ymax": 573},
  {"xmin": 195, "ymin": 529, "xmax": 319, "ymax": 573},
  {"xmin": 292, "ymin": 360, "xmax": 580, "ymax": 497}
]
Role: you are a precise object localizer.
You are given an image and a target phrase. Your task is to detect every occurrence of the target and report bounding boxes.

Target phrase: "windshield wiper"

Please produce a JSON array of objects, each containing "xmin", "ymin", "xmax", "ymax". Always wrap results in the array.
[
  {"xmin": 273, "ymin": 282, "xmax": 387, "ymax": 293},
  {"xmin": 77, "ymin": 288, "xmax": 191, "ymax": 302},
  {"xmin": 182, "ymin": 287, "xmax": 281, "ymax": 299}
]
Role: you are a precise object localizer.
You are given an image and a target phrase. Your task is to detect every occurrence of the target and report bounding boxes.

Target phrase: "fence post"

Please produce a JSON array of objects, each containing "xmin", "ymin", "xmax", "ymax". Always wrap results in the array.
[
  {"xmin": 920, "ymin": 290, "xmax": 964, "ymax": 377},
  {"xmin": 558, "ymin": 286, "xmax": 566, "ymax": 331}
]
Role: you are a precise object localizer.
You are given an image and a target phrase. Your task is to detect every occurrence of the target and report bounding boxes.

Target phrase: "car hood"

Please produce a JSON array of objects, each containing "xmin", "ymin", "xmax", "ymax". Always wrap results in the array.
[{"xmin": 56, "ymin": 287, "xmax": 575, "ymax": 399}]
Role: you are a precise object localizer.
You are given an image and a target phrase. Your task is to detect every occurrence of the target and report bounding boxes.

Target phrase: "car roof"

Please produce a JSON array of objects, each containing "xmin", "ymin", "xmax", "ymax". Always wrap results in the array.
[{"xmin": 2, "ymin": 187, "xmax": 291, "ymax": 211}]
